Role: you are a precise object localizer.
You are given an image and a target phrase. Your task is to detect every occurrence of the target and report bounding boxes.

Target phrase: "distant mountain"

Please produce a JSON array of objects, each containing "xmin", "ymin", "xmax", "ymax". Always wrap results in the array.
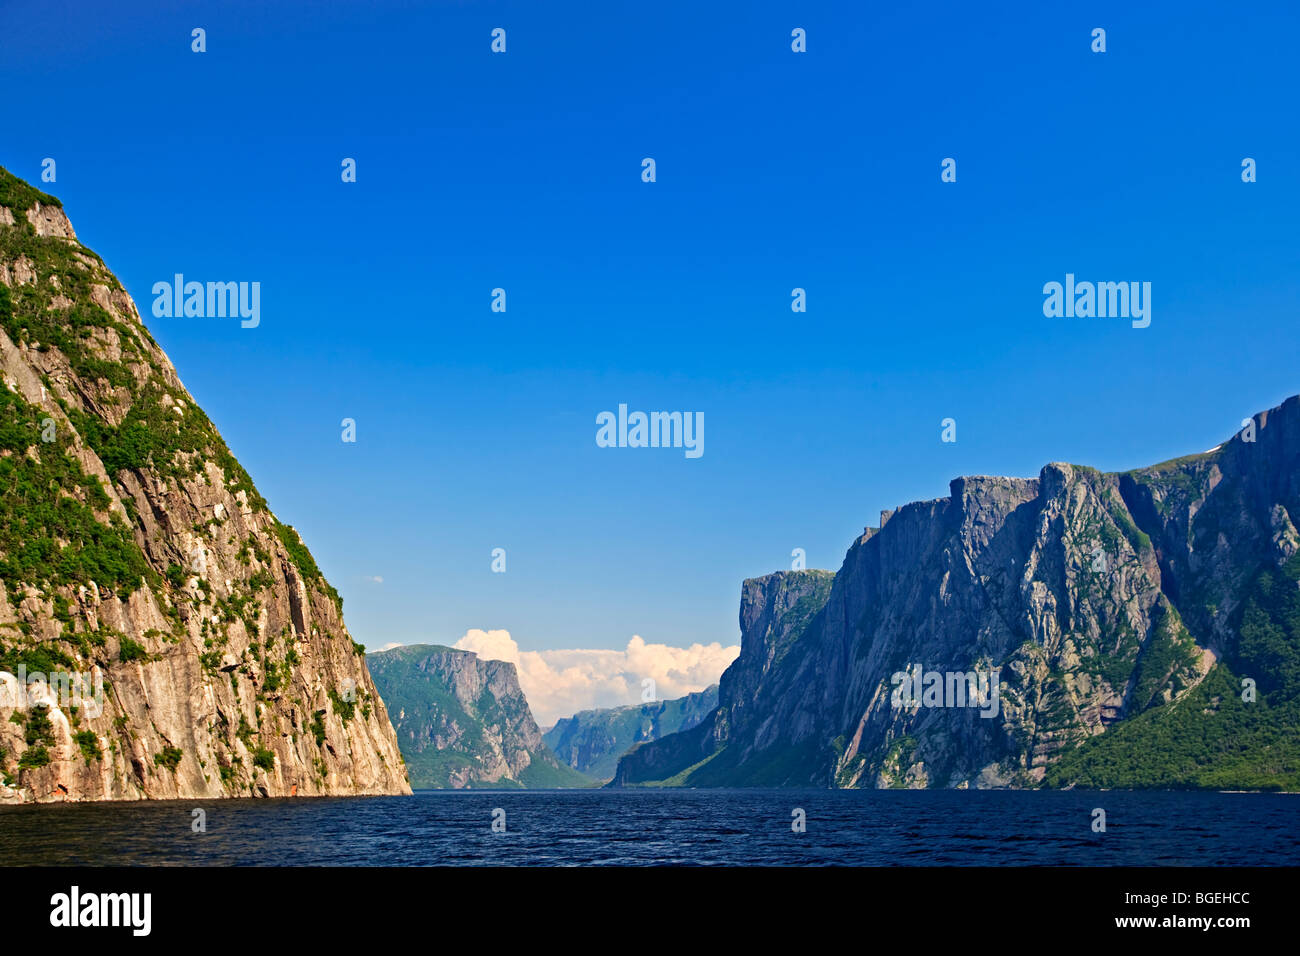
[
  {"xmin": 613, "ymin": 396, "xmax": 1300, "ymax": 790},
  {"xmin": 369, "ymin": 644, "xmax": 591, "ymax": 789},
  {"xmin": 0, "ymin": 167, "xmax": 408, "ymax": 804},
  {"xmin": 543, "ymin": 686, "xmax": 719, "ymax": 780},
  {"xmin": 611, "ymin": 570, "xmax": 835, "ymax": 787}
]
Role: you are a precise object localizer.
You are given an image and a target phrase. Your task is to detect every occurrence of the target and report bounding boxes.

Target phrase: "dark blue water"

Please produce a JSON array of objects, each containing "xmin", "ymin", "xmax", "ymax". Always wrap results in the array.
[{"xmin": 1, "ymin": 789, "xmax": 1296, "ymax": 866}]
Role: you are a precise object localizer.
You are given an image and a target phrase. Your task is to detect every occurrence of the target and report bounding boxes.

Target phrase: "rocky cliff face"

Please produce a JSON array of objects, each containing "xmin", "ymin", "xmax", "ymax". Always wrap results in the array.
[
  {"xmin": 0, "ymin": 167, "xmax": 410, "ymax": 803},
  {"xmin": 543, "ymin": 685, "xmax": 718, "ymax": 781},
  {"xmin": 612, "ymin": 570, "xmax": 835, "ymax": 786},
  {"xmin": 614, "ymin": 396, "xmax": 1300, "ymax": 789},
  {"xmin": 368, "ymin": 644, "xmax": 589, "ymax": 788}
]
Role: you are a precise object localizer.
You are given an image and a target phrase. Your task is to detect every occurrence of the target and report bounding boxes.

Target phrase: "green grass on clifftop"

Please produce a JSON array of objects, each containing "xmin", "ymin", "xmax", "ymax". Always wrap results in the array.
[{"xmin": 0, "ymin": 167, "xmax": 61, "ymax": 213}]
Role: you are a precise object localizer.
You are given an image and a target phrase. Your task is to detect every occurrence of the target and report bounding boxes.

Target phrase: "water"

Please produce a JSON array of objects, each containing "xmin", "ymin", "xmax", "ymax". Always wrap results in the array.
[{"xmin": 1, "ymin": 789, "xmax": 1296, "ymax": 866}]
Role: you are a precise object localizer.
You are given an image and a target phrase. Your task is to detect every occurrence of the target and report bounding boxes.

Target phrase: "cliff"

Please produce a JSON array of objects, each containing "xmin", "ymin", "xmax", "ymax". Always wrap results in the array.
[
  {"xmin": 368, "ymin": 643, "xmax": 590, "ymax": 788},
  {"xmin": 0, "ymin": 167, "xmax": 410, "ymax": 802},
  {"xmin": 614, "ymin": 396, "xmax": 1300, "ymax": 789},
  {"xmin": 611, "ymin": 569, "xmax": 836, "ymax": 785},
  {"xmin": 543, "ymin": 685, "xmax": 718, "ymax": 781}
]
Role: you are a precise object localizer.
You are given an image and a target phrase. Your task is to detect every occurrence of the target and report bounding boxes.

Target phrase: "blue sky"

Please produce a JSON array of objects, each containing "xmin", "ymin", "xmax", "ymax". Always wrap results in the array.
[{"xmin": 2, "ymin": 0, "xmax": 1298, "ymax": 657}]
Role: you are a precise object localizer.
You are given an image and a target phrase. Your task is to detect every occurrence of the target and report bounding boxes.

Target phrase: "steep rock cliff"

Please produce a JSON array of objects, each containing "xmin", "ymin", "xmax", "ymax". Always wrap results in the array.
[
  {"xmin": 369, "ymin": 643, "xmax": 589, "ymax": 788},
  {"xmin": 611, "ymin": 569, "xmax": 835, "ymax": 786},
  {"xmin": 614, "ymin": 396, "xmax": 1300, "ymax": 789},
  {"xmin": 543, "ymin": 685, "xmax": 718, "ymax": 781},
  {"xmin": 0, "ymin": 168, "xmax": 410, "ymax": 802}
]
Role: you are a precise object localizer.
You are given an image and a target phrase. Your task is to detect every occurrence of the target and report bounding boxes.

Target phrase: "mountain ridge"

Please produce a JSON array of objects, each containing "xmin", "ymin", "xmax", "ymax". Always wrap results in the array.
[{"xmin": 614, "ymin": 395, "xmax": 1300, "ymax": 790}]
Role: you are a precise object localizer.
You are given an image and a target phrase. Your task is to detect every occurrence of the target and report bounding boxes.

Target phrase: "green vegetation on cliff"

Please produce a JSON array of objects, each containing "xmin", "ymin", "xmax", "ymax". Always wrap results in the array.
[
  {"xmin": 543, "ymin": 686, "xmax": 719, "ymax": 780},
  {"xmin": 0, "ymin": 174, "xmax": 59, "ymax": 214},
  {"xmin": 1046, "ymin": 552, "xmax": 1300, "ymax": 790},
  {"xmin": 0, "ymin": 289, "xmax": 154, "ymax": 596},
  {"xmin": 369, "ymin": 644, "xmax": 592, "ymax": 789},
  {"xmin": 0, "ymin": 165, "xmax": 411, "ymax": 801}
]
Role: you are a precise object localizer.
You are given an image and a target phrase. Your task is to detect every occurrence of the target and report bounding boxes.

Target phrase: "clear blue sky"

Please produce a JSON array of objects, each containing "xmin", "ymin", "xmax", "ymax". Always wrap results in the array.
[{"xmin": 2, "ymin": 0, "xmax": 1297, "ymax": 653}]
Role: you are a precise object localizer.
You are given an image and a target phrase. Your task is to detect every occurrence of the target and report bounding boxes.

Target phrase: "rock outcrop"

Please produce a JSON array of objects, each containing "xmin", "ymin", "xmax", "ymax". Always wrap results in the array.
[
  {"xmin": 612, "ymin": 569, "xmax": 835, "ymax": 786},
  {"xmin": 614, "ymin": 396, "xmax": 1300, "ymax": 790},
  {"xmin": 0, "ymin": 167, "xmax": 410, "ymax": 802},
  {"xmin": 368, "ymin": 644, "xmax": 589, "ymax": 788}
]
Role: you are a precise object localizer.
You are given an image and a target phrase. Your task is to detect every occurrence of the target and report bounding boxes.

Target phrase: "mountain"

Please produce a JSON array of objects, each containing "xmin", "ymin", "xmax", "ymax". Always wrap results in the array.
[
  {"xmin": 543, "ymin": 685, "xmax": 719, "ymax": 781},
  {"xmin": 0, "ymin": 167, "xmax": 410, "ymax": 803},
  {"xmin": 613, "ymin": 397, "xmax": 1300, "ymax": 790},
  {"xmin": 368, "ymin": 643, "xmax": 591, "ymax": 788},
  {"xmin": 611, "ymin": 569, "xmax": 835, "ymax": 786}
]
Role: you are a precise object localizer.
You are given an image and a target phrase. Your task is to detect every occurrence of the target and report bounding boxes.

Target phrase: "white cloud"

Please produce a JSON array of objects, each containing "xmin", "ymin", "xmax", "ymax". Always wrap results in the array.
[
  {"xmin": 452, "ymin": 628, "xmax": 520, "ymax": 664},
  {"xmin": 377, "ymin": 641, "xmax": 404, "ymax": 651},
  {"xmin": 365, "ymin": 575, "xmax": 384, "ymax": 584},
  {"xmin": 451, "ymin": 629, "xmax": 738, "ymax": 727}
]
